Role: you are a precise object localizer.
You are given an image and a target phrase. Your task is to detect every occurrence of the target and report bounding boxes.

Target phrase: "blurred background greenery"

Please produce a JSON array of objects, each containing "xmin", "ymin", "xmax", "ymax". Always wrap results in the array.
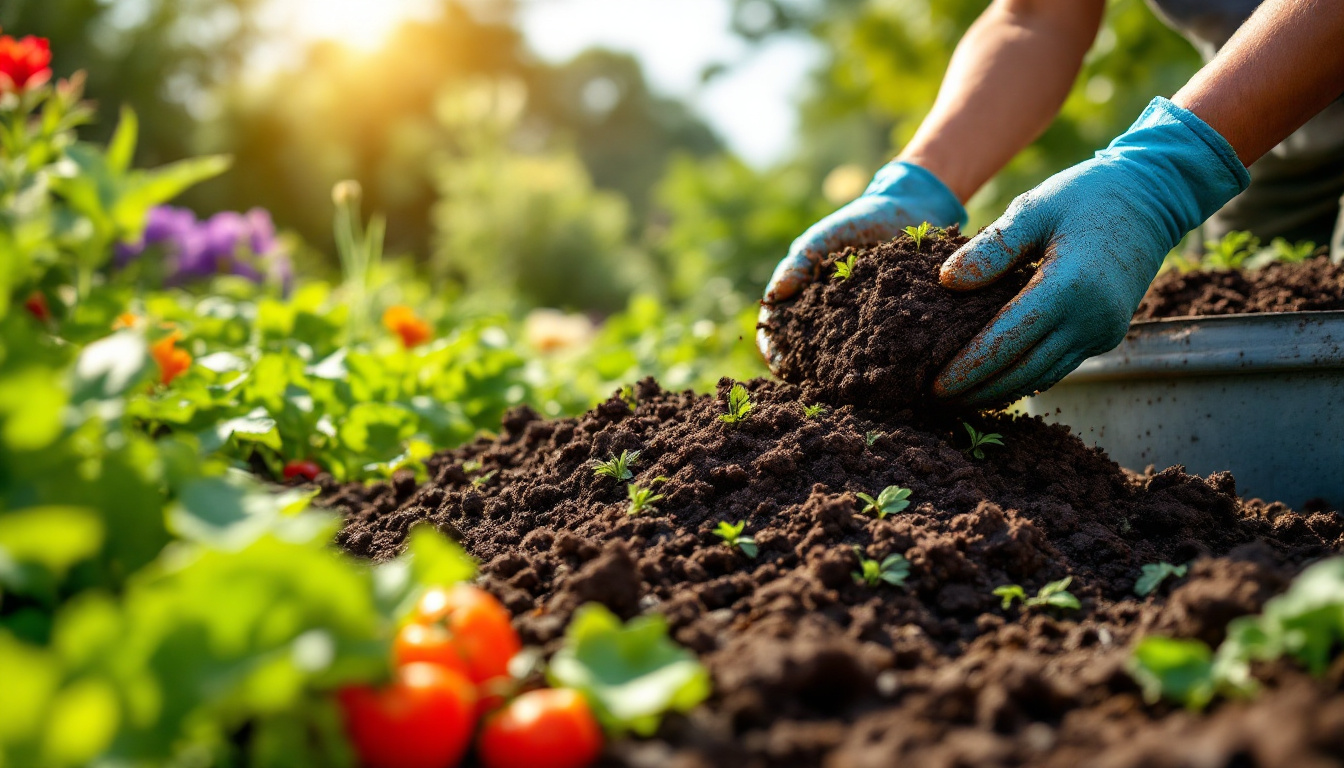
[{"xmin": 2, "ymin": 0, "xmax": 1202, "ymax": 312}]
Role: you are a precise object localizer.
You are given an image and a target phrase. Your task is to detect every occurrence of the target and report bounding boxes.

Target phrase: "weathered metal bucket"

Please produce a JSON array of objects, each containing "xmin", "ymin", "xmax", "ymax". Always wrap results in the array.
[{"xmin": 1024, "ymin": 311, "xmax": 1344, "ymax": 509}]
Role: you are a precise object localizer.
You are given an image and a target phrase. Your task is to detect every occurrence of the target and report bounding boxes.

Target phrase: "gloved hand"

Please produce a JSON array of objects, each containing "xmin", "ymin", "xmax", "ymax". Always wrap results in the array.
[
  {"xmin": 757, "ymin": 160, "xmax": 966, "ymax": 367},
  {"xmin": 934, "ymin": 97, "xmax": 1250, "ymax": 406}
]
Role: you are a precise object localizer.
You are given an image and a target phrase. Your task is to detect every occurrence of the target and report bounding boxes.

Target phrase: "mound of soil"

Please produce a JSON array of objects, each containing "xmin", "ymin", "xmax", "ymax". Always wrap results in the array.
[
  {"xmin": 1136, "ymin": 255, "xmax": 1344, "ymax": 320},
  {"xmin": 321, "ymin": 378, "xmax": 1344, "ymax": 768},
  {"xmin": 763, "ymin": 229, "xmax": 1034, "ymax": 413}
]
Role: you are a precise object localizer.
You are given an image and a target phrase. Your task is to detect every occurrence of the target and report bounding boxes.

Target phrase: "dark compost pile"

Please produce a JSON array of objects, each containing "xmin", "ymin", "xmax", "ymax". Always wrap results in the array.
[
  {"xmin": 1136, "ymin": 254, "xmax": 1344, "ymax": 319},
  {"xmin": 762, "ymin": 228, "xmax": 1034, "ymax": 413},
  {"xmin": 321, "ymin": 375, "xmax": 1344, "ymax": 768}
]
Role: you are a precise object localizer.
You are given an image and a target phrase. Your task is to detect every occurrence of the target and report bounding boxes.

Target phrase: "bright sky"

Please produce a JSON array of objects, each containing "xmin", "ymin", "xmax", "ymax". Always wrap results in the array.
[{"xmin": 278, "ymin": 0, "xmax": 820, "ymax": 167}]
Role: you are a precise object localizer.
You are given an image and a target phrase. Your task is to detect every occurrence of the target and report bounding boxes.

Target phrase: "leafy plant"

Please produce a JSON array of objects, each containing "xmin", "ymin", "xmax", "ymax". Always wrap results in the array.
[
  {"xmin": 712, "ymin": 520, "xmax": 757, "ymax": 558},
  {"xmin": 1127, "ymin": 636, "xmax": 1217, "ymax": 710},
  {"xmin": 626, "ymin": 479, "xmax": 666, "ymax": 516},
  {"xmin": 592, "ymin": 450, "xmax": 641, "ymax": 482},
  {"xmin": 547, "ymin": 603, "xmax": 712, "ymax": 737},
  {"xmin": 903, "ymin": 221, "xmax": 932, "ymax": 251},
  {"xmin": 853, "ymin": 548, "xmax": 910, "ymax": 588},
  {"xmin": 471, "ymin": 469, "xmax": 498, "ymax": 488},
  {"xmin": 1269, "ymin": 237, "xmax": 1316, "ymax": 263},
  {"xmin": 962, "ymin": 422, "xmax": 1004, "ymax": 459},
  {"xmin": 994, "ymin": 577, "xmax": 1080, "ymax": 610},
  {"xmin": 720, "ymin": 383, "xmax": 753, "ymax": 424},
  {"xmin": 1203, "ymin": 231, "xmax": 1260, "ymax": 270},
  {"xmin": 620, "ymin": 384, "xmax": 638, "ymax": 409},
  {"xmin": 832, "ymin": 253, "xmax": 858, "ymax": 280},
  {"xmin": 864, "ymin": 430, "xmax": 884, "ymax": 446},
  {"xmin": 854, "ymin": 485, "xmax": 913, "ymax": 519},
  {"xmin": 1135, "ymin": 562, "xmax": 1188, "ymax": 597},
  {"xmin": 801, "ymin": 403, "xmax": 827, "ymax": 419}
]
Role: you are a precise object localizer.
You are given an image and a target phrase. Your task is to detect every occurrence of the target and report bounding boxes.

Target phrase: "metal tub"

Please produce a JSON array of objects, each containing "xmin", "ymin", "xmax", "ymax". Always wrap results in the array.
[{"xmin": 1024, "ymin": 311, "xmax": 1344, "ymax": 509}]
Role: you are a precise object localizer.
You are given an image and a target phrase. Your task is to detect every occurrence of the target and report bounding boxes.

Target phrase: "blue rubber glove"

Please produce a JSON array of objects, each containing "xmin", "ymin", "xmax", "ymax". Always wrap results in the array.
[
  {"xmin": 934, "ymin": 97, "xmax": 1250, "ymax": 406},
  {"xmin": 757, "ymin": 160, "xmax": 967, "ymax": 367}
]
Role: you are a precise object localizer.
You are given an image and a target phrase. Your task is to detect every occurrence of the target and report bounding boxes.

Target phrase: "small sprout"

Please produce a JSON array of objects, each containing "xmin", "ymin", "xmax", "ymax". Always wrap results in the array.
[
  {"xmin": 832, "ymin": 253, "xmax": 858, "ymax": 280},
  {"xmin": 592, "ymin": 450, "xmax": 640, "ymax": 482},
  {"xmin": 626, "ymin": 478, "xmax": 666, "ymax": 516},
  {"xmin": 864, "ymin": 430, "xmax": 884, "ymax": 446},
  {"xmin": 1135, "ymin": 562, "xmax": 1189, "ymax": 597},
  {"xmin": 903, "ymin": 221, "xmax": 932, "ymax": 251},
  {"xmin": 854, "ymin": 485, "xmax": 912, "ymax": 519},
  {"xmin": 853, "ymin": 547, "xmax": 910, "ymax": 588},
  {"xmin": 801, "ymin": 403, "xmax": 827, "ymax": 419},
  {"xmin": 462, "ymin": 459, "xmax": 482, "ymax": 473},
  {"xmin": 995, "ymin": 577, "xmax": 1081, "ymax": 611},
  {"xmin": 1203, "ymin": 231, "xmax": 1259, "ymax": 270},
  {"xmin": 713, "ymin": 520, "xmax": 757, "ymax": 558},
  {"xmin": 1270, "ymin": 237, "xmax": 1316, "ymax": 264},
  {"xmin": 471, "ymin": 469, "xmax": 498, "ymax": 488},
  {"xmin": 620, "ymin": 384, "xmax": 638, "ymax": 410},
  {"xmin": 962, "ymin": 422, "xmax": 1004, "ymax": 459},
  {"xmin": 720, "ymin": 384, "xmax": 753, "ymax": 424}
]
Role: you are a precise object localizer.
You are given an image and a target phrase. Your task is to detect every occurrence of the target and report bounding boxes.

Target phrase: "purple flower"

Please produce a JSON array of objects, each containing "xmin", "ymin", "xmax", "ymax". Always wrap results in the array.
[
  {"xmin": 115, "ymin": 204, "xmax": 292, "ymax": 294},
  {"xmin": 145, "ymin": 206, "xmax": 197, "ymax": 245},
  {"xmin": 244, "ymin": 208, "xmax": 278, "ymax": 255}
]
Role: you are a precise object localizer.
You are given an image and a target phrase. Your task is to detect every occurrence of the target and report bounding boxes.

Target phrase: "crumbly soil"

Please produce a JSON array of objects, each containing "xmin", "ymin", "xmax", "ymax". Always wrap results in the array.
[
  {"xmin": 1136, "ymin": 255, "xmax": 1344, "ymax": 320},
  {"xmin": 763, "ymin": 229, "xmax": 1035, "ymax": 413},
  {"xmin": 320, "ymin": 378, "xmax": 1344, "ymax": 768}
]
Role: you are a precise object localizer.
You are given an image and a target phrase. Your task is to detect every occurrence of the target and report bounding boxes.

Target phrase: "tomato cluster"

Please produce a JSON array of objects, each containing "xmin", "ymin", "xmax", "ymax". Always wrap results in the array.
[{"xmin": 339, "ymin": 585, "xmax": 603, "ymax": 768}]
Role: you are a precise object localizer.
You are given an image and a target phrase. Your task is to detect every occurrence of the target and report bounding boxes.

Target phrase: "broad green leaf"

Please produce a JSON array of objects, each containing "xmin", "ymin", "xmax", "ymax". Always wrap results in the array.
[
  {"xmin": 111, "ymin": 155, "xmax": 232, "ymax": 234},
  {"xmin": 405, "ymin": 525, "xmax": 476, "ymax": 586},
  {"xmin": 69, "ymin": 331, "xmax": 151, "ymax": 405},
  {"xmin": 1127, "ymin": 636, "xmax": 1215, "ymax": 710},
  {"xmin": 0, "ymin": 367, "xmax": 65, "ymax": 450},
  {"xmin": 106, "ymin": 107, "xmax": 138, "ymax": 174},
  {"xmin": 40, "ymin": 678, "xmax": 120, "ymax": 765},
  {"xmin": 199, "ymin": 408, "xmax": 282, "ymax": 454},
  {"xmin": 548, "ymin": 603, "xmax": 711, "ymax": 736},
  {"xmin": 0, "ymin": 633, "xmax": 60, "ymax": 745},
  {"xmin": 1135, "ymin": 562, "xmax": 1188, "ymax": 597},
  {"xmin": 0, "ymin": 507, "xmax": 103, "ymax": 577},
  {"xmin": 169, "ymin": 473, "xmax": 326, "ymax": 550}
]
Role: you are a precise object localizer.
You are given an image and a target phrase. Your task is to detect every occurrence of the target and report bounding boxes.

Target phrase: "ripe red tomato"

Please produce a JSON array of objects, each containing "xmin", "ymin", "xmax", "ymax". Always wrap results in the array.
[
  {"xmin": 338, "ymin": 662, "xmax": 477, "ymax": 768},
  {"xmin": 478, "ymin": 689, "xmax": 603, "ymax": 768},
  {"xmin": 23, "ymin": 291, "xmax": 49, "ymax": 322},
  {"xmin": 409, "ymin": 585, "xmax": 521, "ymax": 686},
  {"xmin": 393, "ymin": 621, "xmax": 473, "ymax": 679},
  {"xmin": 283, "ymin": 459, "xmax": 322, "ymax": 481}
]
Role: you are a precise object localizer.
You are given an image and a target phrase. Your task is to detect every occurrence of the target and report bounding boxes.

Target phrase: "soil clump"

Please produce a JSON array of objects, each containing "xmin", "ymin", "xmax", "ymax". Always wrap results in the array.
[
  {"xmin": 763, "ymin": 229, "xmax": 1034, "ymax": 413},
  {"xmin": 1136, "ymin": 254, "xmax": 1344, "ymax": 319},
  {"xmin": 321, "ymin": 378, "xmax": 1344, "ymax": 768}
]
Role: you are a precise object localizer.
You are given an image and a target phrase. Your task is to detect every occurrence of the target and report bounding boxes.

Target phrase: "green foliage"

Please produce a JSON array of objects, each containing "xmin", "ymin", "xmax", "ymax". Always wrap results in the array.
[
  {"xmin": 712, "ymin": 520, "xmax": 757, "ymax": 558},
  {"xmin": 547, "ymin": 603, "xmax": 712, "ymax": 737},
  {"xmin": 626, "ymin": 480, "xmax": 666, "ymax": 516},
  {"xmin": 1267, "ymin": 237, "xmax": 1318, "ymax": 263},
  {"xmin": 1127, "ymin": 636, "xmax": 1217, "ymax": 710},
  {"xmin": 832, "ymin": 253, "xmax": 858, "ymax": 281},
  {"xmin": 853, "ymin": 548, "xmax": 910, "ymax": 588},
  {"xmin": 1135, "ymin": 562, "xmax": 1188, "ymax": 597},
  {"xmin": 720, "ymin": 383, "xmax": 754, "ymax": 424},
  {"xmin": 854, "ymin": 485, "xmax": 912, "ymax": 519},
  {"xmin": 864, "ymin": 430, "xmax": 884, "ymax": 446},
  {"xmin": 903, "ymin": 221, "xmax": 932, "ymax": 250},
  {"xmin": 801, "ymin": 403, "xmax": 827, "ymax": 419},
  {"xmin": 592, "ymin": 450, "xmax": 641, "ymax": 482},
  {"xmin": 1203, "ymin": 231, "xmax": 1260, "ymax": 270},
  {"xmin": 962, "ymin": 423, "xmax": 1004, "ymax": 460},
  {"xmin": 995, "ymin": 577, "xmax": 1080, "ymax": 611}
]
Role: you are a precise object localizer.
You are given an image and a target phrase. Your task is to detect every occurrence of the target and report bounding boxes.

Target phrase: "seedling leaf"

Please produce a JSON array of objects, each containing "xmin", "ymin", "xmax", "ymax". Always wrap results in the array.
[
  {"xmin": 713, "ymin": 520, "xmax": 757, "ymax": 558},
  {"xmin": 993, "ymin": 585, "xmax": 1026, "ymax": 610},
  {"xmin": 593, "ymin": 450, "xmax": 640, "ymax": 482},
  {"xmin": 1135, "ymin": 562, "xmax": 1188, "ymax": 597},
  {"xmin": 832, "ymin": 253, "xmax": 858, "ymax": 280},
  {"xmin": 801, "ymin": 403, "xmax": 827, "ymax": 419},
  {"xmin": 903, "ymin": 221, "xmax": 932, "ymax": 251},
  {"xmin": 854, "ymin": 485, "xmax": 912, "ymax": 519},
  {"xmin": 720, "ymin": 384, "xmax": 753, "ymax": 424},
  {"xmin": 864, "ymin": 431, "xmax": 884, "ymax": 446},
  {"xmin": 962, "ymin": 422, "xmax": 1004, "ymax": 460},
  {"xmin": 1128, "ymin": 636, "xmax": 1216, "ymax": 710}
]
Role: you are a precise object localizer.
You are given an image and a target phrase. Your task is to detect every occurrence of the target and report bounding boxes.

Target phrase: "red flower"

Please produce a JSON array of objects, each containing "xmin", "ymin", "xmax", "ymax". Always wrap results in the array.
[
  {"xmin": 23, "ymin": 291, "xmax": 50, "ymax": 322},
  {"xmin": 0, "ymin": 32, "xmax": 51, "ymax": 93},
  {"xmin": 382, "ymin": 305, "xmax": 434, "ymax": 349}
]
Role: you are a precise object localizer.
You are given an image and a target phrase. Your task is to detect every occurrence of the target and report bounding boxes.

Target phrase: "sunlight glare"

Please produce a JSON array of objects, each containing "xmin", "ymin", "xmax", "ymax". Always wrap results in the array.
[{"xmin": 285, "ymin": 0, "xmax": 437, "ymax": 52}]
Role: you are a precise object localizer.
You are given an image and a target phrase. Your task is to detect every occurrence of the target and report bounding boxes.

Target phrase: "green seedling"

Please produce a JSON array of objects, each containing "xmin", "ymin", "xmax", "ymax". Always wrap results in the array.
[
  {"xmin": 1203, "ymin": 231, "xmax": 1260, "ymax": 270},
  {"xmin": 1135, "ymin": 562, "xmax": 1188, "ymax": 597},
  {"xmin": 903, "ymin": 221, "xmax": 932, "ymax": 251},
  {"xmin": 1269, "ymin": 237, "xmax": 1316, "ymax": 264},
  {"xmin": 853, "ymin": 547, "xmax": 910, "ymax": 588},
  {"xmin": 864, "ymin": 430, "xmax": 884, "ymax": 446},
  {"xmin": 801, "ymin": 403, "xmax": 827, "ymax": 419},
  {"xmin": 713, "ymin": 520, "xmax": 758, "ymax": 558},
  {"xmin": 832, "ymin": 253, "xmax": 858, "ymax": 281},
  {"xmin": 471, "ymin": 469, "xmax": 498, "ymax": 488},
  {"xmin": 994, "ymin": 577, "xmax": 1080, "ymax": 611},
  {"xmin": 963, "ymin": 422, "xmax": 1004, "ymax": 459},
  {"xmin": 626, "ymin": 478, "xmax": 666, "ymax": 516},
  {"xmin": 592, "ymin": 449, "xmax": 640, "ymax": 482},
  {"xmin": 720, "ymin": 384, "xmax": 753, "ymax": 424},
  {"xmin": 462, "ymin": 458, "xmax": 482, "ymax": 473},
  {"xmin": 854, "ymin": 485, "xmax": 912, "ymax": 519},
  {"xmin": 620, "ymin": 384, "xmax": 638, "ymax": 410}
]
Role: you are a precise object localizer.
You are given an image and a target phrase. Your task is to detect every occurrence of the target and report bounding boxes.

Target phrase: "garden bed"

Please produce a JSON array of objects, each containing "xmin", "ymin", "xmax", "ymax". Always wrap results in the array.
[
  {"xmin": 321, "ymin": 376, "xmax": 1343, "ymax": 767},
  {"xmin": 1136, "ymin": 254, "xmax": 1344, "ymax": 319}
]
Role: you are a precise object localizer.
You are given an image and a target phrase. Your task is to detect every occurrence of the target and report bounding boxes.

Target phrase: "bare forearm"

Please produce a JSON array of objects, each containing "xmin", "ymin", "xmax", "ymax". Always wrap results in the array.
[
  {"xmin": 1174, "ymin": 0, "xmax": 1344, "ymax": 166},
  {"xmin": 898, "ymin": 0, "xmax": 1105, "ymax": 202}
]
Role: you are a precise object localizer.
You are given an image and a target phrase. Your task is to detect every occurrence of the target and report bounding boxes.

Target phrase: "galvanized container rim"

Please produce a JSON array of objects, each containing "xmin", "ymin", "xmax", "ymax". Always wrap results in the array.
[{"xmin": 1062, "ymin": 310, "xmax": 1344, "ymax": 382}]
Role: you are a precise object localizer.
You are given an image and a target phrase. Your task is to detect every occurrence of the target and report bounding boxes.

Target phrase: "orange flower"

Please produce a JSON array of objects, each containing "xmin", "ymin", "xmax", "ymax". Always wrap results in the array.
[
  {"xmin": 382, "ymin": 305, "xmax": 433, "ymax": 349},
  {"xmin": 151, "ymin": 331, "xmax": 192, "ymax": 386},
  {"xmin": 112, "ymin": 312, "xmax": 140, "ymax": 330},
  {"xmin": 0, "ymin": 31, "xmax": 51, "ymax": 93}
]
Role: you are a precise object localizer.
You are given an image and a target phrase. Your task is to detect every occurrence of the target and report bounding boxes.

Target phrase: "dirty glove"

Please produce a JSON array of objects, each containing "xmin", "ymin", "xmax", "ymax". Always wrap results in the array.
[
  {"xmin": 934, "ymin": 97, "xmax": 1250, "ymax": 406},
  {"xmin": 757, "ymin": 160, "xmax": 967, "ymax": 367}
]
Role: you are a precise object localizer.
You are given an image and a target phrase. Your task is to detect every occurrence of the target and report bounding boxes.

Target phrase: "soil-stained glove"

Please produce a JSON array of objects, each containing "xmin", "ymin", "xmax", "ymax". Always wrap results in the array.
[
  {"xmin": 757, "ymin": 160, "xmax": 966, "ymax": 368},
  {"xmin": 934, "ymin": 97, "xmax": 1250, "ymax": 406}
]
